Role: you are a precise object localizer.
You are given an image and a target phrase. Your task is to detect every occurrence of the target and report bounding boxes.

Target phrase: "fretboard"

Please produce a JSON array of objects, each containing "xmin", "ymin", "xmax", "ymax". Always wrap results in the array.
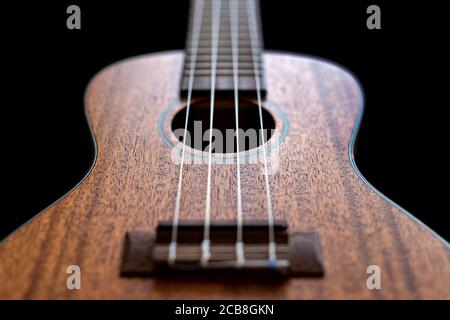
[{"xmin": 181, "ymin": 0, "xmax": 266, "ymax": 98}]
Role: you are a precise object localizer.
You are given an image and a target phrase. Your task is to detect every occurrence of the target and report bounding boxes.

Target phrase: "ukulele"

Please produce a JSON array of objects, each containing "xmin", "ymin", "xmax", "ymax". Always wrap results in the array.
[{"xmin": 1, "ymin": 0, "xmax": 449, "ymax": 299}]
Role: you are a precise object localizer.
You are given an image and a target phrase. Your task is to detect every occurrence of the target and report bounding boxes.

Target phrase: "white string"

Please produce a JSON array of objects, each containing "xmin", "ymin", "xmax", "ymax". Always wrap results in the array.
[
  {"xmin": 168, "ymin": 0, "xmax": 205, "ymax": 265},
  {"xmin": 201, "ymin": 0, "xmax": 222, "ymax": 267},
  {"xmin": 245, "ymin": 0, "xmax": 277, "ymax": 263},
  {"xmin": 229, "ymin": 0, "xmax": 245, "ymax": 266}
]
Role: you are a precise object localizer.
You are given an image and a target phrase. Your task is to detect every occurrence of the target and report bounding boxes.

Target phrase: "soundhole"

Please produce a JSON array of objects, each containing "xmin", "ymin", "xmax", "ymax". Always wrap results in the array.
[{"xmin": 171, "ymin": 99, "xmax": 276, "ymax": 153}]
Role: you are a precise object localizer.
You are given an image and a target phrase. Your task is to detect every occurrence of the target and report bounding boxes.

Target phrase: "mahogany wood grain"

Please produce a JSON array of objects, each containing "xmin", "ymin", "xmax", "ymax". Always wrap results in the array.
[{"xmin": 0, "ymin": 51, "xmax": 449, "ymax": 299}]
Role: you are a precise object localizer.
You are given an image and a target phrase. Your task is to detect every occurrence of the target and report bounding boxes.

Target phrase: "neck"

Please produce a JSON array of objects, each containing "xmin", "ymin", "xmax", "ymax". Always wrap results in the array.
[{"xmin": 181, "ymin": 0, "xmax": 266, "ymax": 98}]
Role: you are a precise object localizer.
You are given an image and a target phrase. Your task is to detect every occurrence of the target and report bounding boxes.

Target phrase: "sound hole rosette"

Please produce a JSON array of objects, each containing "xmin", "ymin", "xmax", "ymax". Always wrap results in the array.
[{"xmin": 157, "ymin": 99, "xmax": 289, "ymax": 164}]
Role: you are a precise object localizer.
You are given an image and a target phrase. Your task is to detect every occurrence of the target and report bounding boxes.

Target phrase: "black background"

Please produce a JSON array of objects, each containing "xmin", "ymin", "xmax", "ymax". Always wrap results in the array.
[
  {"xmin": 1, "ymin": 300, "xmax": 446, "ymax": 319},
  {"xmin": 3, "ymin": 0, "xmax": 448, "ymax": 241}
]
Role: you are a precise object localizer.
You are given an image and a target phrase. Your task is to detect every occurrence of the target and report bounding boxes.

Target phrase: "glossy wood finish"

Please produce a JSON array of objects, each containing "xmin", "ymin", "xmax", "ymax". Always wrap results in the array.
[{"xmin": 0, "ymin": 51, "xmax": 449, "ymax": 299}]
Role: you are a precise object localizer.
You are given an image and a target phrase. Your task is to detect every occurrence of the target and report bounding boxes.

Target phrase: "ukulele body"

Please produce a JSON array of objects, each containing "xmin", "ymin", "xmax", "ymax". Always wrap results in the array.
[{"xmin": 0, "ymin": 51, "xmax": 448, "ymax": 299}]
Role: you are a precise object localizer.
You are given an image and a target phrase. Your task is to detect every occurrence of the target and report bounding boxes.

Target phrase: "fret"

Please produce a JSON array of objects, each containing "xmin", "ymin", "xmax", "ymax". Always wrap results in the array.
[
  {"xmin": 199, "ymin": 3, "xmax": 250, "ymax": 12},
  {"xmin": 198, "ymin": 34, "xmax": 254, "ymax": 41},
  {"xmin": 185, "ymin": 62, "xmax": 262, "ymax": 69},
  {"xmin": 186, "ymin": 40, "xmax": 260, "ymax": 48},
  {"xmin": 186, "ymin": 48, "xmax": 254, "ymax": 54},
  {"xmin": 181, "ymin": 0, "xmax": 266, "ymax": 98},
  {"xmin": 198, "ymin": 17, "xmax": 257, "ymax": 24},
  {"xmin": 184, "ymin": 53, "xmax": 260, "ymax": 62},
  {"xmin": 184, "ymin": 51, "xmax": 262, "ymax": 62},
  {"xmin": 201, "ymin": 1, "xmax": 248, "ymax": 9},
  {"xmin": 185, "ymin": 55, "xmax": 261, "ymax": 63},
  {"xmin": 184, "ymin": 69, "xmax": 263, "ymax": 76},
  {"xmin": 194, "ymin": 20, "xmax": 252, "ymax": 30},
  {"xmin": 180, "ymin": 76, "xmax": 264, "ymax": 97},
  {"xmin": 188, "ymin": 20, "xmax": 255, "ymax": 34}
]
